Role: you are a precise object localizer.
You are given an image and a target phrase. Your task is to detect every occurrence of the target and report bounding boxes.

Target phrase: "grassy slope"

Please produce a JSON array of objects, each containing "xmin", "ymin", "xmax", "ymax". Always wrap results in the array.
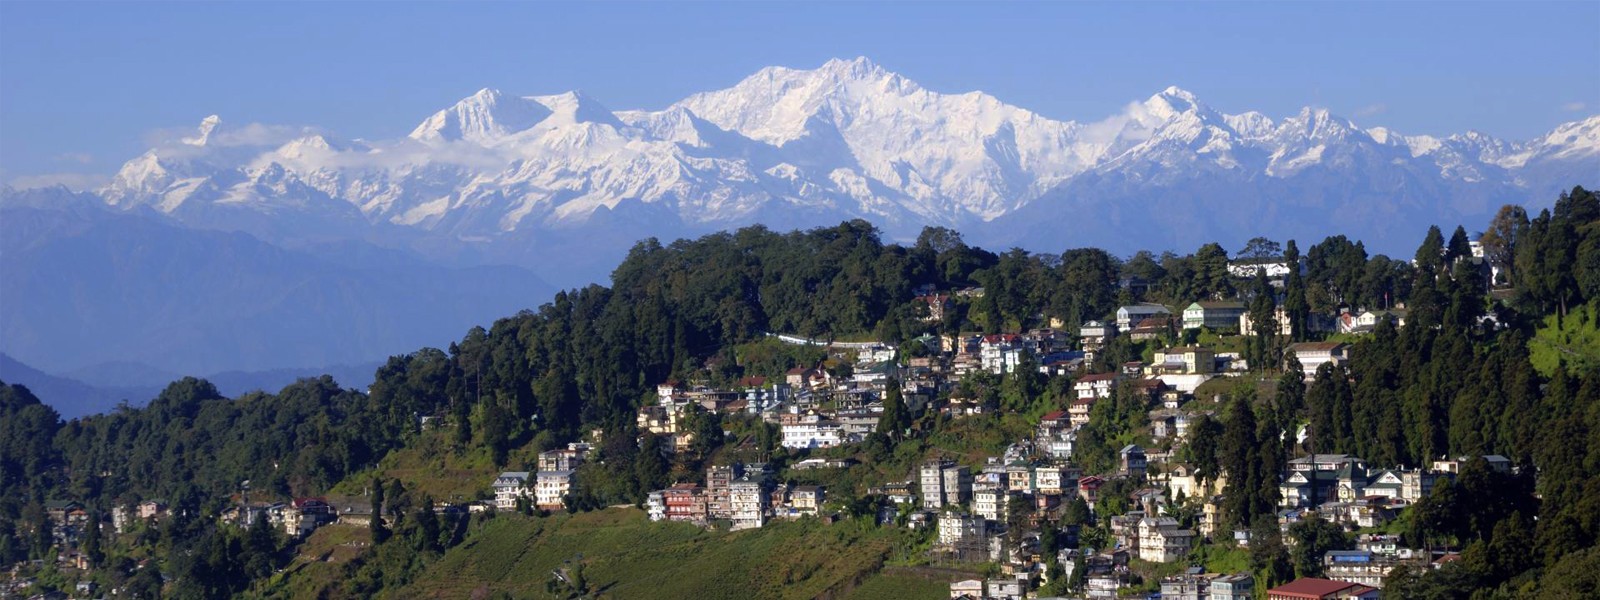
[
  {"xmin": 328, "ymin": 427, "xmax": 539, "ymax": 503},
  {"xmin": 386, "ymin": 508, "xmax": 942, "ymax": 600},
  {"xmin": 844, "ymin": 567, "xmax": 960, "ymax": 600},
  {"xmin": 263, "ymin": 523, "xmax": 372, "ymax": 598}
]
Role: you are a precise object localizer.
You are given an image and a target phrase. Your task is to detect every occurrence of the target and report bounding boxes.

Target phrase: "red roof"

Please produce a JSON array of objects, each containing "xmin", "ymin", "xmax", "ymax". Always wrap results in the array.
[
  {"xmin": 981, "ymin": 333, "xmax": 1021, "ymax": 344},
  {"xmin": 1041, "ymin": 410, "xmax": 1068, "ymax": 421},
  {"xmin": 1267, "ymin": 578, "xmax": 1364, "ymax": 599},
  {"xmin": 1078, "ymin": 372, "xmax": 1118, "ymax": 382}
]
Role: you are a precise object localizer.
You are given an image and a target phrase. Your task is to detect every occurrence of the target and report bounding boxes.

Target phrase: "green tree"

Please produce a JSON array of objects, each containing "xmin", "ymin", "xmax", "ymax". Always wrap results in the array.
[
  {"xmin": 1481, "ymin": 204, "xmax": 1529, "ymax": 286},
  {"xmin": 1282, "ymin": 240, "xmax": 1310, "ymax": 341},
  {"xmin": 1248, "ymin": 269, "xmax": 1278, "ymax": 370},
  {"xmin": 1220, "ymin": 393, "xmax": 1259, "ymax": 527},
  {"xmin": 81, "ymin": 510, "xmax": 103, "ymax": 567},
  {"xmin": 1193, "ymin": 243, "xmax": 1234, "ymax": 300},
  {"xmin": 877, "ymin": 377, "xmax": 911, "ymax": 441},
  {"xmin": 1288, "ymin": 515, "xmax": 1351, "ymax": 578}
]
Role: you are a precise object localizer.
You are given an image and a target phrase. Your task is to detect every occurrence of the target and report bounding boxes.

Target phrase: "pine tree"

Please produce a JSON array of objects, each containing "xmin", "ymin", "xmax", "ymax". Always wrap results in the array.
[
  {"xmin": 1249, "ymin": 269, "xmax": 1278, "ymax": 370},
  {"xmin": 1283, "ymin": 240, "xmax": 1310, "ymax": 340},
  {"xmin": 1221, "ymin": 393, "xmax": 1260, "ymax": 527},
  {"xmin": 82, "ymin": 510, "xmax": 103, "ymax": 567},
  {"xmin": 877, "ymin": 377, "xmax": 911, "ymax": 441}
]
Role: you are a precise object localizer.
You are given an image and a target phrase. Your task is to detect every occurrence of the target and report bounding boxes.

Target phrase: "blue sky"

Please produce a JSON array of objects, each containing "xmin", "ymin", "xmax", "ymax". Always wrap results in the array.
[{"xmin": 2, "ymin": 1, "xmax": 1597, "ymax": 187}]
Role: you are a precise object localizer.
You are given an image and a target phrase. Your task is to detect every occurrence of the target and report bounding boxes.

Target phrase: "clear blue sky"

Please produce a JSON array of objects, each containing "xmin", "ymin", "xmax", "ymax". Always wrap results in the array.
[{"xmin": 2, "ymin": 1, "xmax": 1597, "ymax": 187}]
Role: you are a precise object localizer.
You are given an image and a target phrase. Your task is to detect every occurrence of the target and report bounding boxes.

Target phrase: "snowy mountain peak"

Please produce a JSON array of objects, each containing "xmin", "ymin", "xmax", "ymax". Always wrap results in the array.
[
  {"xmin": 817, "ymin": 56, "xmax": 889, "ymax": 81},
  {"xmin": 1284, "ymin": 106, "xmax": 1356, "ymax": 140},
  {"xmin": 183, "ymin": 115, "xmax": 223, "ymax": 146},
  {"xmin": 55, "ymin": 58, "xmax": 1597, "ymax": 270},
  {"xmin": 408, "ymin": 88, "xmax": 553, "ymax": 143},
  {"xmin": 1142, "ymin": 86, "xmax": 1208, "ymax": 122},
  {"xmin": 527, "ymin": 90, "xmax": 624, "ymax": 129}
]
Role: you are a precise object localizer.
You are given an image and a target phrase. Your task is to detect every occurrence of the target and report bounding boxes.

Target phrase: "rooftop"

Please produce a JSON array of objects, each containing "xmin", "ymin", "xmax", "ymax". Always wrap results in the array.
[{"xmin": 1267, "ymin": 577, "xmax": 1367, "ymax": 598}]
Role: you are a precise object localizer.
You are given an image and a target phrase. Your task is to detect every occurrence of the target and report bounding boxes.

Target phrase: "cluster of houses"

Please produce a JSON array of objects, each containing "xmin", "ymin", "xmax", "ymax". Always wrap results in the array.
[
  {"xmin": 609, "ymin": 285, "xmax": 1452, "ymax": 598},
  {"xmin": 489, "ymin": 443, "xmax": 593, "ymax": 513},
  {"xmin": 642, "ymin": 462, "xmax": 830, "ymax": 530}
]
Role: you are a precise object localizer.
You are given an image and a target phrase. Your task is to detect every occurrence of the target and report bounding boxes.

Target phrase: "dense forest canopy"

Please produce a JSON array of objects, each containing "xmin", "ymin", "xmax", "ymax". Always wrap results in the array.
[{"xmin": 1, "ymin": 187, "xmax": 1598, "ymax": 599}]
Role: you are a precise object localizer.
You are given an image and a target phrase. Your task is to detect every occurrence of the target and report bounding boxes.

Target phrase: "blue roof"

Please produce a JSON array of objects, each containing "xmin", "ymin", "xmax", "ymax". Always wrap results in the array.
[{"xmin": 1328, "ymin": 550, "xmax": 1373, "ymax": 562}]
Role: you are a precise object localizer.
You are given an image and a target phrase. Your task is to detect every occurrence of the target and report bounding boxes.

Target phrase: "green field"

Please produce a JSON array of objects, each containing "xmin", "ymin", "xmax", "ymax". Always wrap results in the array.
[{"xmin": 308, "ymin": 508, "xmax": 953, "ymax": 600}]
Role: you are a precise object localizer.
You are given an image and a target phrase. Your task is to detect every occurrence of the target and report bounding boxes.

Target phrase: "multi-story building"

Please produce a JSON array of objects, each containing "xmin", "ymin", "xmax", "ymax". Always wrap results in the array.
[
  {"xmin": 1209, "ymin": 573, "xmax": 1255, "ymax": 600},
  {"xmin": 1151, "ymin": 346, "xmax": 1217, "ymax": 375},
  {"xmin": 705, "ymin": 463, "xmax": 745, "ymax": 519},
  {"xmin": 1120, "ymin": 444, "xmax": 1148, "ymax": 478},
  {"xmin": 1034, "ymin": 465, "xmax": 1068, "ymax": 495},
  {"xmin": 535, "ymin": 470, "xmax": 575, "ymax": 511},
  {"xmin": 663, "ymin": 483, "xmax": 707, "ymax": 525},
  {"xmin": 492, "ymin": 471, "xmax": 531, "ymax": 510},
  {"xmin": 1137, "ymin": 516, "xmax": 1196, "ymax": 563},
  {"xmin": 920, "ymin": 460, "xmax": 972, "ymax": 510},
  {"xmin": 730, "ymin": 479, "xmax": 767, "ymax": 530},
  {"xmin": 780, "ymin": 413, "xmax": 846, "ymax": 449},
  {"xmin": 1117, "ymin": 303, "xmax": 1172, "ymax": 330},
  {"xmin": 646, "ymin": 491, "xmax": 667, "ymax": 522},
  {"xmin": 974, "ymin": 489, "xmax": 1006, "ymax": 522},
  {"xmin": 1182, "ymin": 301, "xmax": 1247, "ymax": 330},
  {"xmin": 980, "ymin": 334, "xmax": 1026, "ymax": 374},
  {"xmin": 1322, "ymin": 551, "xmax": 1402, "ymax": 589},
  {"xmin": 791, "ymin": 485, "xmax": 825, "ymax": 515},
  {"xmin": 1006, "ymin": 462, "xmax": 1036, "ymax": 493},
  {"xmin": 283, "ymin": 498, "xmax": 334, "ymax": 537},
  {"xmin": 937, "ymin": 512, "xmax": 987, "ymax": 547},
  {"xmin": 537, "ymin": 448, "xmax": 586, "ymax": 472},
  {"xmin": 1074, "ymin": 372, "xmax": 1120, "ymax": 400},
  {"xmin": 1161, "ymin": 569, "xmax": 1213, "ymax": 600},
  {"xmin": 1284, "ymin": 342, "xmax": 1350, "ymax": 379},
  {"xmin": 1079, "ymin": 320, "xmax": 1118, "ymax": 360}
]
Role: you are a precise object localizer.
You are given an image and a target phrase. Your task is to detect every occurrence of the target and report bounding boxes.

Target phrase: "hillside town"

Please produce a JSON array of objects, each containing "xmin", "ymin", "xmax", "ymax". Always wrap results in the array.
[
  {"xmin": 465, "ymin": 252, "xmax": 1504, "ymax": 599},
  {"xmin": 10, "ymin": 205, "xmax": 1596, "ymax": 600}
]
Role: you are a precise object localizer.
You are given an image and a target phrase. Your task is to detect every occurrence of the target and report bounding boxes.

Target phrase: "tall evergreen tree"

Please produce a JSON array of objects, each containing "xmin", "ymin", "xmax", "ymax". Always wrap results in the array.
[
  {"xmin": 1221, "ymin": 393, "xmax": 1260, "ymax": 527},
  {"xmin": 1282, "ymin": 240, "xmax": 1310, "ymax": 340},
  {"xmin": 1249, "ymin": 269, "xmax": 1278, "ymax": 370}
]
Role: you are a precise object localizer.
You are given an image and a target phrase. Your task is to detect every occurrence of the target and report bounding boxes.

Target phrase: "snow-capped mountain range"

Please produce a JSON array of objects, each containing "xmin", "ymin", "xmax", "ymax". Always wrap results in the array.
[
  {"xmin": 2, "ymin": 56, "xmax": 1596, "ymax": 400},
  {"xmin": 23, "ymin": 57, "xmax": 1600, "ymax": 275}
]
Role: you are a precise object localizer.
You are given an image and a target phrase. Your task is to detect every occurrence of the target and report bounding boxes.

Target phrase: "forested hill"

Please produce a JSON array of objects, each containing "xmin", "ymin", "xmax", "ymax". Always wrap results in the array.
[{"xmin": 1, "ymin": 187, "xmax": 1598, "ymax": 599}]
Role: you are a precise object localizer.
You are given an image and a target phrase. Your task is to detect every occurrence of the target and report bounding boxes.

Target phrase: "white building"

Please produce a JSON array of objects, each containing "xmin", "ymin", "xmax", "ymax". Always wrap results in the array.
[
  {"xmin": 979, "ymin": 334, "xmax": 1026, "ymax": 374},
  {"xmin": 730, "ymin": 480, "xmax": 767, "ymax": 530},
  {"xmin": 1035, "ymin": 465, "xmax": 1068, "ymax": 495},
  {"xmin": 920, "ymin": 460, "xmax": 972, "ymax": 510},
  {"xmin": 535, "ymin": 470, "xmax": 574, "ymax": 511},
  {"xmin": 1285, "ymin": 342, "xmax": 1350, "ymax": 379},
  {"xmin": 1209, "ymin": 573, "xmax": 1254, "ymax": 600},
  {"xmin": 781, "ymin": 413, "xmax": 845, "ymax": 449},
  {"xmin": 1075, "ymin": 372, "xmax": 1119, "ymax": 400},
  {"xmin": 1117, "ymin": 303, "xmax": 1172, "ymax": 330},
  {"xmin": 938, "ymin": 512, "xmax": 987, "ymax": 546},
  {"xmin": 492, "ymin": 471, "xmax": 531, "ymax": 510},
  {"xmin": 1137, "ymin": 517, "xmax": 1196, "ymax": 563},
  {"xmin": 974, "ymin": 489, "xmax": 1006, "ymax": 522},
  {"xmin": 646, "ymin": 491, "xmax": 666, "ymax": 522},
  {"xmin": 1183, "ymin": 301, "xmax": 1248, "ymax": 330}
]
